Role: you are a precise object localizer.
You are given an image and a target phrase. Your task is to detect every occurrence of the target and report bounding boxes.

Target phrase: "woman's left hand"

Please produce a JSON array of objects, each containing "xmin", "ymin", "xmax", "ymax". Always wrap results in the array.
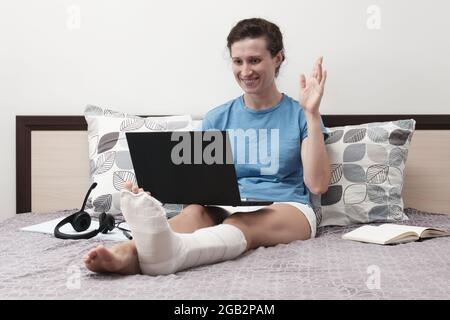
[{"xmin": 299, "ymin": 56, "xmax": 327, "ymax": 115}]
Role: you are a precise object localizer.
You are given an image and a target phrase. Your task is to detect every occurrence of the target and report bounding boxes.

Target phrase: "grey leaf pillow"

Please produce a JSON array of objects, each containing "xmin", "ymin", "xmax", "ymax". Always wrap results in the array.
[
  {"xmin": 311, "ymin": 119, "xmax": 416, "ymax": 227},
  {"xmin": 84, "ymin": 105, "xmax": 194, "ymax": 217}
]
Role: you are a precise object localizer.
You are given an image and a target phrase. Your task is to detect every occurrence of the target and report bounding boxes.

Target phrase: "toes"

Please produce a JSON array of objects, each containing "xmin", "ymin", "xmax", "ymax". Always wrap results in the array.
[
  {"xmin": 134, "ymin": 186, "xmax": 149, "ymax": 195},
  {"xmin": 87, "ymin": 248, "xmax": 98, "ymax": 259},
  {"xmin": 124, "ymin": 181, "xmax": 133, "ymax": 192},
  {"xmin": 84, "ymin": 249, "xmax": 98, "ymax": 265},
  {"xmin": 94, "ymin": 245, "xmax": 114, "ymax": 261},
  {"xmin": 139, "ymin": 188, "xmax": 152, "ymax": 196},
  {"xmin": 121, "ymin": 185, "xmax": 151, "ymax": 197},
  {"xmin": 96, "ymin": 244, "xmax": 108, "ymax": 255},
  {"xmin": 84, "ymin": 245, "xmax": 113, "ymax": 273},
  {"xmin": 123, "ymin": 182, "xmax": 145, "ymax": 195},
  {"xmin": 86, "ymin": 245, "xmax": 105, "ymax": 260}
]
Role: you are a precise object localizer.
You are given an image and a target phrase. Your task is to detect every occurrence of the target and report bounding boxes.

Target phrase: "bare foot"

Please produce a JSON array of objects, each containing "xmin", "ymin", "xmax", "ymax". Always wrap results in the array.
[
  {"xmin": 83, "ymin": 181, "xmax": 148, "ymax": 275},
  {"xmin": 83, "ymin": 242, "xmax": 140, "ymax": 275}
]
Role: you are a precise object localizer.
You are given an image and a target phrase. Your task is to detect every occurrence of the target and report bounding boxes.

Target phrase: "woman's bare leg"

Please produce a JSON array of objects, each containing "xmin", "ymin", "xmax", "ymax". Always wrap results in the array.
[
  {"xmin": 112, "ymin": 197, "xmax": 311, "ymax": 275},
  {"xmin": 83, "ymin": 183, "xmax": 228, "ymax": 274},
  {"xmin": 223, "ymin": 204, "xmax": 312, "ymax": 250}
]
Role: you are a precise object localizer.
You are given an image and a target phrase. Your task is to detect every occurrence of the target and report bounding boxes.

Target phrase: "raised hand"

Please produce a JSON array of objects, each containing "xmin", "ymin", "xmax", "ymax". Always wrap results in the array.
[{"xmin": 299, "ymin": 56, "xmax": 327, "ymax": 115}]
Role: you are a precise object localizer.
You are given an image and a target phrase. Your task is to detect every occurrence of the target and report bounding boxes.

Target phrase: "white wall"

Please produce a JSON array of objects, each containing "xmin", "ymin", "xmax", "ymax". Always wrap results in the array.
[{"xmin": 1, "ymin": 0, "xmax": 449, "ymax": 221}]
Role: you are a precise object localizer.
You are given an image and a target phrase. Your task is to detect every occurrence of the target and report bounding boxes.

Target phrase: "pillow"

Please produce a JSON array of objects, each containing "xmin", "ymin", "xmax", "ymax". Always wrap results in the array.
[
  {"xmin": 311, "ymin": 119, "xmax": 416, "ymax": 227},
  {"xmin": 84, "ymin": 105, "xmax": 195, "ymax": 217}
]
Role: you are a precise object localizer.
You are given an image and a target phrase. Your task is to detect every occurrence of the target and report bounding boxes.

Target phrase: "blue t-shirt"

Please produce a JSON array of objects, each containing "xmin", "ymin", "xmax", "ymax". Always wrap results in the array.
[{"xmin": 202, "ymin": 93, "xmax": 329, "ymax": 206}]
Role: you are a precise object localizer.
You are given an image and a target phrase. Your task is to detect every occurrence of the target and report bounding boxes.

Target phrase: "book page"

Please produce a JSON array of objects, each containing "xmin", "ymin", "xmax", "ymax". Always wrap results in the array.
[
  {"xmin": 379, "ymin": 224, "xmax": 428, "ymax": 236},
  {"xmin": 343, "ymin": 224, "xmax": 450, "ymax": 244},
  {"xmin": 342, "ymin": 225, "xmax": 416, "ymax": 244},
  {"xmin": 420, "ymin": 228, "xmax": 450, "ymax": 238},
  {"xmin": 379, "ymin": 224, "xmax": 450, "ymax": 238}
]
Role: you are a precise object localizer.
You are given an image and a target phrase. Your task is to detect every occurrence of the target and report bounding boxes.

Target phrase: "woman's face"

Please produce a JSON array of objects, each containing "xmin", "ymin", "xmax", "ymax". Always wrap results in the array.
[{"xmin": 230, "ymin": 37, "xmax": 282, "ymax": 95}]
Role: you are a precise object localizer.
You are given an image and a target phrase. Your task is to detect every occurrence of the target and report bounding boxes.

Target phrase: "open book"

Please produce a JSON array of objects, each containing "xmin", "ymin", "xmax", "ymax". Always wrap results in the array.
[{"xmin": 342, "ymin": 224, "xmax": 450, "ymax": 245}]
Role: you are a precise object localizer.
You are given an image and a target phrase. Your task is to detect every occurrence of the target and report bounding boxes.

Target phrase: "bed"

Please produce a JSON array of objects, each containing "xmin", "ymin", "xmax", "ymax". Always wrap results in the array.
[{"xmin": 5, "ymin": 114, "xmax": 450, "ymax": 300}]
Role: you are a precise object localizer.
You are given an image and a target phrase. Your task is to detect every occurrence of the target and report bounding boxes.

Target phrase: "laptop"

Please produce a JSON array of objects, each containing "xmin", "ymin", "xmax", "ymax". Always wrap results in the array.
[{"xmin": 125, "ymin": 131, "xmax": 273, "ymax": 207}]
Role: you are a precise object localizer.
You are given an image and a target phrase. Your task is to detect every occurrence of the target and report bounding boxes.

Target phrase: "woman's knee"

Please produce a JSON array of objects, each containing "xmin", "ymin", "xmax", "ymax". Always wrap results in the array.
[
  {"xmin": 223, "ymin": 212, "xmax": 247, "ymax": 228},
  {"xmin": 179, "ymin": 204, "xmax": 216, "ymax": 226},
  {"xmin": 223, "ymin": 214, "xmax": 253, "ymax": 248}
]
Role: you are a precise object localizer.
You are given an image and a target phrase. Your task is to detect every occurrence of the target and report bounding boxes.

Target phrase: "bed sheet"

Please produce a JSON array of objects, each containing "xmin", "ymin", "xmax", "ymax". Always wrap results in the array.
[{"xmin": 1, "ymin": 208, "xmax": 449, "ymax": 300}]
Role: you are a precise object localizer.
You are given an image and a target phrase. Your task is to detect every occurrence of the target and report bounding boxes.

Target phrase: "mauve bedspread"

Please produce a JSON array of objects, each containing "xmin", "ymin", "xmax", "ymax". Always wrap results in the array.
[{"xmin": 1, "ymin": 208, "xmax": 449, "ymax": 300}]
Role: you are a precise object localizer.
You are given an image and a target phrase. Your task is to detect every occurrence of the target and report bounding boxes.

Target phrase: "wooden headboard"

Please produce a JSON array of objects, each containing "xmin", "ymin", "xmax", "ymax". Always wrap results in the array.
[{"xmin": 16, "ymin": 115, "xmax": 450, "ymax": 214}]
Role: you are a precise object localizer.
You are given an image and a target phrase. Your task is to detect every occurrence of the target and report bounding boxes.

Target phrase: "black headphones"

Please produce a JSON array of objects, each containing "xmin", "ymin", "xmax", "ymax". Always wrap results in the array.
[{"xmin": 53, "ymin": 182, "xmax": 129, "ymax": 240}]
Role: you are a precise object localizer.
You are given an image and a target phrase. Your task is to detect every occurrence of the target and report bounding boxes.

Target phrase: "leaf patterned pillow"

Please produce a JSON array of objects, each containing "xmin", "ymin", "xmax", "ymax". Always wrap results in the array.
[
  {"xmin": 84, "ymin": 105, "xmax": 194, "ymax": 216},
  {"xmin": 311, "ymin": 119, "xmax": 416, "ymax": 227}
]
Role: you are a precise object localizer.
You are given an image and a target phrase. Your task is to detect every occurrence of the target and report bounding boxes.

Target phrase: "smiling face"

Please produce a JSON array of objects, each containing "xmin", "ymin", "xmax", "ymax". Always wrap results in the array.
[{"xmin": 230, "ymin": 37, "xmax": 282, "ymax": 95}]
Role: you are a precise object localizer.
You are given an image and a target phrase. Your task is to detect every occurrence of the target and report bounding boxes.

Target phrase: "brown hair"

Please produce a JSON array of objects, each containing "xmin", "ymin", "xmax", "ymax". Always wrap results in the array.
[{"xmin": 227, "ymin": 18, "xmax": 285, "ymax": 77}]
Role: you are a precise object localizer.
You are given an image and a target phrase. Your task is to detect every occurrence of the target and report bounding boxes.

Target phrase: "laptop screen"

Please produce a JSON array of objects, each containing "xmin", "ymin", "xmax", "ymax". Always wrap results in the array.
[{"xmin": 126, "ymin": 131, "xmax": 243, "ymax": 206}]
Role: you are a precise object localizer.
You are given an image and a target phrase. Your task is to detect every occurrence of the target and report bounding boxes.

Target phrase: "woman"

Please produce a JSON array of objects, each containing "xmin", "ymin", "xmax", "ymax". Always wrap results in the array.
[{"xmin": 84, "ymin": 18, "xmax": 330, "ymax": 276}]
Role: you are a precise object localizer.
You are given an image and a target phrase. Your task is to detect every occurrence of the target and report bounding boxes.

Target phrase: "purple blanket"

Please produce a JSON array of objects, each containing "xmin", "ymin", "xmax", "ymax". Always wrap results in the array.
[{"xmin": 1, "ymin": 208, "xmax": 449, "ymax": 299}]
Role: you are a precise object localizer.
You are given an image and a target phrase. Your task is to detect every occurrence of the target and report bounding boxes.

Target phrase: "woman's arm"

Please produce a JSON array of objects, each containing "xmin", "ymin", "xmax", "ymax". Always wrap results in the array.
[
  {"xmin": 301, "ymin": 113, "xmax": 330, "ymax": 195},
  {"xmin": 299, "ymin": 57, "xmax": 330, "ymax": 195}
]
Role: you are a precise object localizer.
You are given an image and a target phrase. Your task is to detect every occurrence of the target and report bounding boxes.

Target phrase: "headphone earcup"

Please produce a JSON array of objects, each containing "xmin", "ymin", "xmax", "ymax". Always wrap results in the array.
[
  {"xmin": 99, "ymin": 213, "xmax": 115, "ymax": 234},
  {"xmin": 72, "ymin": 211, "xmax": 91, "ymax": 232}
]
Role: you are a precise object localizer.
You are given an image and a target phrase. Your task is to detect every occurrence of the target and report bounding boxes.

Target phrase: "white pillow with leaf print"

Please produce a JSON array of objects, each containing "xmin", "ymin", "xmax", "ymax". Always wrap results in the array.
[
  {"xmin": 310, "ymin": 119, "xmax": 416, "ymax": 227},
  {"xmin": 84, "ymin": 105, "xmax": 194, "ymax": 216}
]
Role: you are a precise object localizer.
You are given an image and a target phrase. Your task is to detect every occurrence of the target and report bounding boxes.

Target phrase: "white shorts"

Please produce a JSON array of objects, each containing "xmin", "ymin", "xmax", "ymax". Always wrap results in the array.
[{"xmin": 213, "ymin": 202, "xmax": 317, "ymax": 239}]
